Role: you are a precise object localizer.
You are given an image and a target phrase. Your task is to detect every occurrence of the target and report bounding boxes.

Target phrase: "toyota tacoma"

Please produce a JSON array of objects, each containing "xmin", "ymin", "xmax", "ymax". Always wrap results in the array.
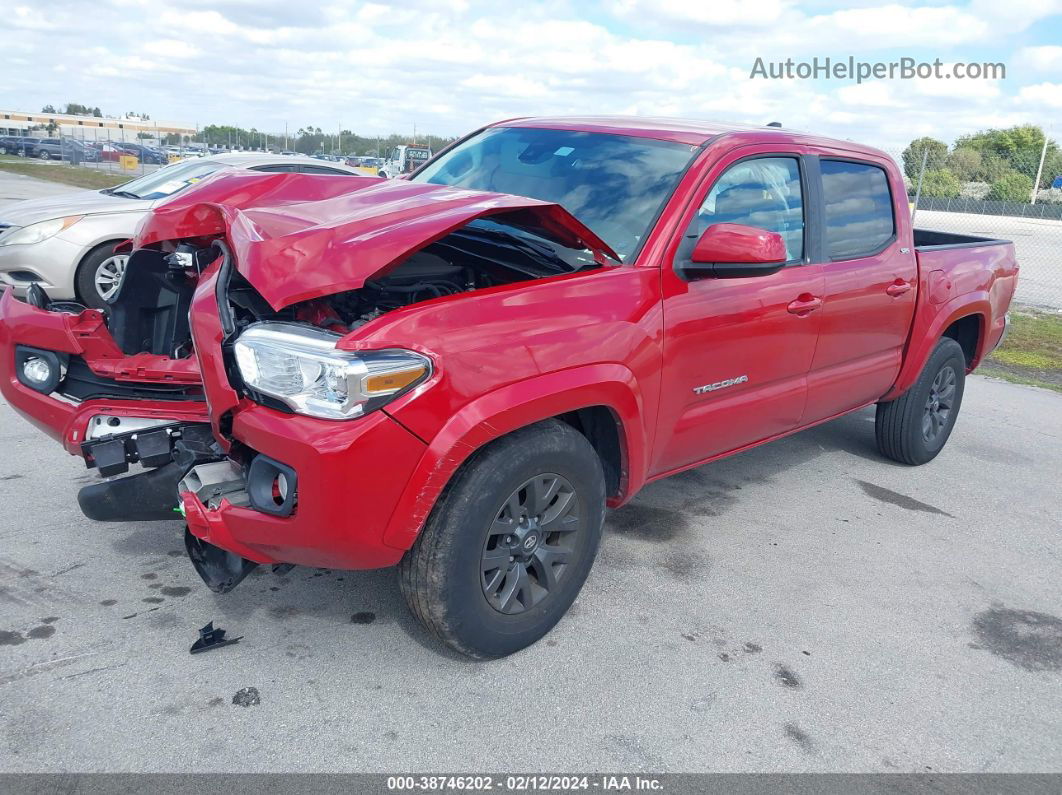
[{"xmin": 0, "ymin": 117, "xmax": 1017, "ymax": 657}]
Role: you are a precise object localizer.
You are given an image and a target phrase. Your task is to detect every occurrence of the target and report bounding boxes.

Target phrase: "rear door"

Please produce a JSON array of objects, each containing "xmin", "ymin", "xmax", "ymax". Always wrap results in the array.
[
  {"xmin": 802, "ymin": 156, "xmax": 917, "ymax": 422},
  {"xmin": 652, "ymin": 148, "xmax": 824, "ymax": 475}
]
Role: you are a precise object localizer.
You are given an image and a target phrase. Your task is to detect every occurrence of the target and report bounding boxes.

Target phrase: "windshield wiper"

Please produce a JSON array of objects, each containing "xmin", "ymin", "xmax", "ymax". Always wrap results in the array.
[
  {"xmin": 107, "ymin": 190, "xmax": 141, "ymax": 200},
  {"xmin": 456, "ymin": 226, "xmax": 577, "ymax": 272}
]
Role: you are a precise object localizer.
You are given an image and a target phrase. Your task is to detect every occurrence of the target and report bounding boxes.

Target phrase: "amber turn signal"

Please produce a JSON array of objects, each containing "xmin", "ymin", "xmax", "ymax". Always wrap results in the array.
[{"xmin": 364, "ymin": 365, "xmax": 428, "ymax": 395}]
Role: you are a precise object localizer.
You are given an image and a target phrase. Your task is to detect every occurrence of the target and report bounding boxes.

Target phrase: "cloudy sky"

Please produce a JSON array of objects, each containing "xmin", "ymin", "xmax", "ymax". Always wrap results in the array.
[{"xmin": 3, "ymin": 0, "xmax": 1061, "ymax": 151}]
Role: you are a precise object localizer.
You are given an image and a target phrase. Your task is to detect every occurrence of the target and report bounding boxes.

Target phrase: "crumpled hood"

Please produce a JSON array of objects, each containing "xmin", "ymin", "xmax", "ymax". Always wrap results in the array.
[
  {"xmin": 0, "ymin": 189, "xmax": 152, "ymax": 227},
  {"xmin": 135, "ymin": 170, "xmax": 619, "ymax": 310}
]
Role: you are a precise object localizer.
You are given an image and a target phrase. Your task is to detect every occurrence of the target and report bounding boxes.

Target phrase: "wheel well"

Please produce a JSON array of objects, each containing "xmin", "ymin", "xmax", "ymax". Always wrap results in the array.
[
  {"xmin": 556, "ymin": 406, "xmax": 625, "ymax": 498},
  {"xmin": 942, "ymin": 314, "xmax": 982, "ymax": 367}
]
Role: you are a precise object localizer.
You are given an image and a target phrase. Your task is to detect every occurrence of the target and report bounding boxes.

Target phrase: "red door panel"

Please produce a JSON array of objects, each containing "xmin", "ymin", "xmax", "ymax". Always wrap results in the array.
[
  {"xmin": 653, "ymin": 264, "xmax": 823, "ymax": 476},
  {"xmin": 803, "ymin": 157, "xmax": 917, "ymax": 423}
]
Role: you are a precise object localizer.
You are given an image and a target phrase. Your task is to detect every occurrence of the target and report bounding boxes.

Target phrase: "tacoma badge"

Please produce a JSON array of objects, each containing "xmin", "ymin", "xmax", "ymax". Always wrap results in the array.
[{"xmin": 693, "ymin": 375, "xmax": 749, "ymax": 394}]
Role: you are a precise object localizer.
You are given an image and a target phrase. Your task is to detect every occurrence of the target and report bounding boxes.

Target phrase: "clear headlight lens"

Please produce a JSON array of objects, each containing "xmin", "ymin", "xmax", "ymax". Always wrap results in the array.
[
  {"xmin": 0, "ymin": 216, "xmax": 83, "ymax": 246},
  {"xmin": 233, "ymin": 322, "xmax": 431, "ymax": 420}
]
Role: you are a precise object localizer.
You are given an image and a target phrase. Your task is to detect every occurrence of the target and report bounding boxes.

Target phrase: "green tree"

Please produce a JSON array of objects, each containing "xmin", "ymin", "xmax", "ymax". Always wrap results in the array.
[
  {"xmin": 955, "ymin": 125, "xmax": 1058, "ymax": 185},
  {"xmin": 976, "ymin": 153, "xmax": 1011, "ymax": 183},
  {"xmin": 946, "ymin": 148, "xmax": 981, "ymax": 182},
  {"xmin": 41, "ymin": 104, "xmax": 57, "ymax": 113},
  {"xmin": 919, "ymin": 169, "xmax": 962, "ymax": 198},
  {"xmin": 902, "ymin": 137, "xmax": 948, "ymax": 180},
  {"xmin": 987, "ymin": 172, "xmax": 1034, "ymax": 202}
]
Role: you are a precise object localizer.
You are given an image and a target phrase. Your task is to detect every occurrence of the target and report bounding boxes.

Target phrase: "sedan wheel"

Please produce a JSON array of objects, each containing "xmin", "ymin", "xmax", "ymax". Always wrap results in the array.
[{"xmin": 94, "ymin": 254, "xmax": 128, "ymax": 303}]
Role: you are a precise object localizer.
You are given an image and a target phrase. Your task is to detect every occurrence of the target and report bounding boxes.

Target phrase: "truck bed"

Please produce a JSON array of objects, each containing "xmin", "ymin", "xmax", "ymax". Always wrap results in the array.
[{"xmin": 913, "ymin": 229, "xmax": 1012, "ymax": 250}]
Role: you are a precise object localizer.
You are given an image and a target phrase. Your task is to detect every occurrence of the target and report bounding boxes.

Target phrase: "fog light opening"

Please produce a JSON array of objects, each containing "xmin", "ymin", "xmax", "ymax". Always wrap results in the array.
[
  {"xmin": 246, "ymin": 454, "xmax": 297, "ymax": 517},
  {"xmin": 22, "ymin": 356, "xmax": 53, "ymax": 386},
  {"xmin": 14, "ymin": 345, "xmax": 66, "ymax": 394}
]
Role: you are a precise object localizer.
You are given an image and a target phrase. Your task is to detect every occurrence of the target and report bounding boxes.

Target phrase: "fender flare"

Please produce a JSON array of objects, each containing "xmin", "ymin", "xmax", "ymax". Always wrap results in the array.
[
  {"xmin": 882, "ymin": 293, "xmax": 989, "ymax": 402},
  {"xmin": 380, "ymin": 363, "xmax": 649, "ymax": 551}
]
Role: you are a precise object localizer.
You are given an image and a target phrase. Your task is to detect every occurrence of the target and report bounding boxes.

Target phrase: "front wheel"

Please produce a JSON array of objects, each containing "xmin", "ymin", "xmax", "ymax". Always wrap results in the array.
[
  {"xmin": 876, "ymin": 337, "xmax": 967, "ymax": 465},
  {"xmin": 74, "ymin": 243, "xmax": 128, "ymax": 309},
  {"xmin": 399, "ymin": 420, "xmax": 605, "ymax": 658}
]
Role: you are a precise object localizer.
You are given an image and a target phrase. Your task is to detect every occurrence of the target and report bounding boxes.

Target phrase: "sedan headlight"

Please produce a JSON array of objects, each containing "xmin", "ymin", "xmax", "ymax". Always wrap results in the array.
[
  {"xmin": 233, "ymin": 322, "xmax": 431, "ymax": 420},
  {"xmin": 0, "ymin": 216, "xmax": 83, "ymax": 246}
]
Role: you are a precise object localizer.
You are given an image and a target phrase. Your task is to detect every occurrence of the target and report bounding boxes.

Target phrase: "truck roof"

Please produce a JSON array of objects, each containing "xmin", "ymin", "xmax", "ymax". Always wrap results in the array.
[{"xmin": 495, "ymin": 115, "xmax": 891, "ymax": 161}]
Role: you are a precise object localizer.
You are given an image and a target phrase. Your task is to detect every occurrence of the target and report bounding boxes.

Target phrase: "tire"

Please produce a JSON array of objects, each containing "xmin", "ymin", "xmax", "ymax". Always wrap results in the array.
[
  {"xmin": 38, "ymin": 150, "xmax": 50, "ymax": 160},
  {"xmin": 399, "ymin": 420, "xmax": 606, "ymax": 659},
  {"xmin": 377, "ymin": 171, "xmax": 388, "ymax": 179},
  {"xmin": 876, "ymin": 337, "xmax": 967, "ymax": 465},
  {"xmin": 74, "ymin": 243, "xmax": 128, "ymax": 309}
]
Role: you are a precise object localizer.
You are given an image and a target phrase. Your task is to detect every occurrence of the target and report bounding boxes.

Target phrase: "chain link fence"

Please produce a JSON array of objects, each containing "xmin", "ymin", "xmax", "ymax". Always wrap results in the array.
[
  {"xmin": 884, "ymin": 145, "xmax": 1062, "ymax": 311},
  {"xmin": 0, "ymin": 128, "xmax": 209, "ymax": 178}
]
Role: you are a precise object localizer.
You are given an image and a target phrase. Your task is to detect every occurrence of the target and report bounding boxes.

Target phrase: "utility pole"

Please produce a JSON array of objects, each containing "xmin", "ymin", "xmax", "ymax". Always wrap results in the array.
[
  {"xmin": 911, "ymin": 147, "xmax": 929, "ymax": 225},
  {"xmin": 1031, "ymin": 134, "xmax": 1049, "ymax": 204}
]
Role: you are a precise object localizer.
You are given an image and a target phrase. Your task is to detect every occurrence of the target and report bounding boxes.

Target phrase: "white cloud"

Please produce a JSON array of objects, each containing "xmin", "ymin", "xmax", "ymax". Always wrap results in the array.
[
  {"xmin": 1, "ymin": 0, "xmax": 1060, "ymax": 153},
  {"xmin": 1018, "ymin": 82, "xmax": 1062, "ymax": 109},
  {"xmin": 1014, "ymin": 45, "xmax": 1062, "ymax": 72}
]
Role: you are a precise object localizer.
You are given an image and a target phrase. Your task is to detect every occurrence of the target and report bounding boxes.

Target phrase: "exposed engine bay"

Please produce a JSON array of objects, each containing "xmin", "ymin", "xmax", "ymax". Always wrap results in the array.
[{"xmin": 223, "ymin": 219, "xmax": 601, "ymax": 334}]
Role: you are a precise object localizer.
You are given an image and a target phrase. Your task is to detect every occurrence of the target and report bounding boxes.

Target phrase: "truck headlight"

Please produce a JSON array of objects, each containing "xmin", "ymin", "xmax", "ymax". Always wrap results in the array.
[
  {"xmin": 233, "ymin": 322, "xmax": 431, "ymax": 420},
  {"xmin": 0, "ymin": 216, "xmax": 83, "ymax": 246}
]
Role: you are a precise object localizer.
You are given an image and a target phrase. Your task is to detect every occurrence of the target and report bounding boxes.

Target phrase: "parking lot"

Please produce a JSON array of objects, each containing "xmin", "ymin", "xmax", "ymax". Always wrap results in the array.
[
  {"xmin": 1, "ymin": 170, "xmax": 1060, "ymax": 774},
  {"xmin": 2, "ymin": 375, "xmax": 1060, "ymax": 772}
]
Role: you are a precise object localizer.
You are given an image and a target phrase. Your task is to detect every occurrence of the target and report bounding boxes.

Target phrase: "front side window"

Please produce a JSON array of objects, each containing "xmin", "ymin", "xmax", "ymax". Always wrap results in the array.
[
  {"xmin": 412, "ymin": 126, "xmax": 698, "ymax": 262},
  {"xmin": 820, "ymin": 160, "xmax": 895, "ymax": 260},
  {"xmin": 691, "ymin": 156, "xmax": 804, "ymax": 262}
]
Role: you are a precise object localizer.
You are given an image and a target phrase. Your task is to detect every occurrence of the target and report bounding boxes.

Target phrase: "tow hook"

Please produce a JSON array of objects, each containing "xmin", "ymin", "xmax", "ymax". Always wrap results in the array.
[{"xmin": 184, "ymin": 528, "xmax": 258, "ymax": 594}]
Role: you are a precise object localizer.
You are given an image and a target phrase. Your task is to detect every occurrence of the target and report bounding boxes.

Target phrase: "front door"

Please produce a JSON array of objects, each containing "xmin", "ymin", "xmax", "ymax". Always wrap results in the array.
[{"xmin": 652, "ymin": 151, "xmax": 824, "ymax": 476}]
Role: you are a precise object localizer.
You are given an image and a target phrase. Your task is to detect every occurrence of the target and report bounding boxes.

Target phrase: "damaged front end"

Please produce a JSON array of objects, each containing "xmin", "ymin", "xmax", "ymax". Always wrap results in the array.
[{"xmin": 2, "ymin": 170, "xmax": 621, "ymax": 589}]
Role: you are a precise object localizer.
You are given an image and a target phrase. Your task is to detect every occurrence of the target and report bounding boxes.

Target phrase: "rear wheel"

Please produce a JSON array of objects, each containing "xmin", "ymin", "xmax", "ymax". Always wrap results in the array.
[
  {"xmin": 74, "ymin": 243, "xmax": 128, "ymax": 309},
  {"xmin": 876, "ymin": 337, "xmax": 967, "ymax": 465},
  {"xmin": 38, "ymin": 150, "xmax": 50, "ymax": 160},
  {"xmin": 399, "ymin": 420, "xmax": 605, "ymax": 658}
]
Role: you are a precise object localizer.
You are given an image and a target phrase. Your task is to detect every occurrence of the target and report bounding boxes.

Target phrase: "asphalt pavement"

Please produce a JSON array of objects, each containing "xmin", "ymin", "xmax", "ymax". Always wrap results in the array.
[
  {"xmin": 0, "ymin": 170, "xmax": 1059, "ymax": 774},
  {"xmin": 0, "ymin": 375, "xmax": 1059, "ymax": 773}
]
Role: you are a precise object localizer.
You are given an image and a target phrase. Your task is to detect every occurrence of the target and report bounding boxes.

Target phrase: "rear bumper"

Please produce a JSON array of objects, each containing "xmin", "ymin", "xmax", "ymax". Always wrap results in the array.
[{"xmin": 181, "ymin": 404, "xmax": 426, "ymax": 570}]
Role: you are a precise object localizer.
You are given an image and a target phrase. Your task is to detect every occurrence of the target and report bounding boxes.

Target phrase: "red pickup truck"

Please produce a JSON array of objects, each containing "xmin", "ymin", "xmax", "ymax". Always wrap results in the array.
[{"xmin": 0, "ymin": 117, "xmax": 1017, "ymax": 658}]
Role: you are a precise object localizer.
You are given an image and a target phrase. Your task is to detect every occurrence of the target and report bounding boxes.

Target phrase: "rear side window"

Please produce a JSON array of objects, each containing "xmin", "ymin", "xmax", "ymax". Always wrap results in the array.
[
  {"xmin": 820, "ymin": 160, "xmax": 895, "ymax": 259},
  {"xmin": 250, "ymin": 164, "xmax": 299, "ymax": 173},
  {"xmin": 300, "ymin": 165, "xmax": 350, "ymax": 175}
]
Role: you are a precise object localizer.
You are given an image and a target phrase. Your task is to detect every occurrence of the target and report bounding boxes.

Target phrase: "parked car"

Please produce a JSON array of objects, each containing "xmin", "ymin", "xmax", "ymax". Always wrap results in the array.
[
  {"xmin": 0, "ymin": 153, "xmax": 364, "ymax": 308},
  {"xmin": 29, "ymin": 139, "xmax": 64, "ymax": 160},
  {"xmin": 0, "ymin": 136, "xmax": 38, "ymax": 156},
  {"xmin": 0, "ymin": 117, "xmax": 1017, "ymax": 658},
  {"xmin": 117, "ymin": 143, "xmax": 168, "ymax": 165},
  {"xmin": 62, "ymin": 139, "xmax": 101, "ymax": 163}
]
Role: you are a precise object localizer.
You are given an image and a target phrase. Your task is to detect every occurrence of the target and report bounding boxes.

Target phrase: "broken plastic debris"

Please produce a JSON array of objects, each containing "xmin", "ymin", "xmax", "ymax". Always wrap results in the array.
[{"xmin": 189, "ymin": 621, "xmax": 242, "ymax": 654}]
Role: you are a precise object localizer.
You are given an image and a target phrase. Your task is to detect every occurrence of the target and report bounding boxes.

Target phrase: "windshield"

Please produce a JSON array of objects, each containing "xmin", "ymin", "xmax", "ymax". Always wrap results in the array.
[
  {"xmin": 412, "ymin": 127, "xmax": 698, "ymax": 261},
  {"xmin": 108, "ymin": 160, "xmax": 226, "ymax": 200}
]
